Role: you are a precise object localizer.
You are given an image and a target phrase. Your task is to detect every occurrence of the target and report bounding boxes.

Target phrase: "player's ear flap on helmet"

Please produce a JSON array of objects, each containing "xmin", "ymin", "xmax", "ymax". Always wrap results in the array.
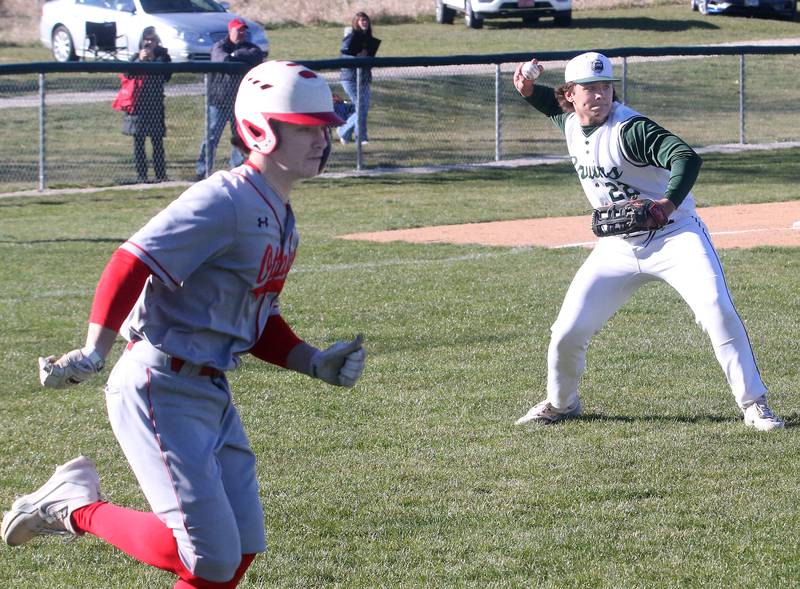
[{"xmin": 241, "ymin": 119, "xmax": 265, "ymax": 142}]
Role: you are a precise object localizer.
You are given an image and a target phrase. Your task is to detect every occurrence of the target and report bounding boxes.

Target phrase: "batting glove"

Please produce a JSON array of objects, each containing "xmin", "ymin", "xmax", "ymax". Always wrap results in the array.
[
  {"xmin": 310, "ymin": 335, "xmax": 366, "ymax": 387},
  {"xmin": 38, "ymin": 348, "xmax": 105, "ymax": 389}
]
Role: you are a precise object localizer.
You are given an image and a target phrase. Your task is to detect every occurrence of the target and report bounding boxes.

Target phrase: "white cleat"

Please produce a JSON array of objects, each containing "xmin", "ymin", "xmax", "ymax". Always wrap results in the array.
[
  {"xmin": 743, "ymin": 397, "xmax": 785, "ymax": 432},
  {"xmin": 515, "ymin": 399, "xmax": 582, "ymax": 425},
  {"xmin": 1, "ymin": 455, "xmax": 100, "ymax": 546}
]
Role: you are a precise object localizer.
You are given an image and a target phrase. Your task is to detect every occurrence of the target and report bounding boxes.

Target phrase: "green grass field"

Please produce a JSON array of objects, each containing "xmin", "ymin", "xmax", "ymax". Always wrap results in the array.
[
  {"xmin": 1, "ymin": 147, "xmax": 799, "ymax": 587},
  {"xmin": 2, "ymin": 5, "xmax": 800, "ymax": 585}
]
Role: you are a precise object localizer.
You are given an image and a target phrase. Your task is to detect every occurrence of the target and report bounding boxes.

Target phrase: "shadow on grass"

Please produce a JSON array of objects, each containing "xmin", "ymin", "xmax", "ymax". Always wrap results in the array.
[
  {"xmin": 542, "ymin": 411, "xmax": 799, "ymax": 428},
  {"xmin": 578, "ymin": 412, "xmax": 734, "ymax": 424},
  {"xmin": 0, "ymin": 193, "xmax": 170, "ymax": 207},
  {"xmin": 0, "ymin": 238, "xmax": 125, "ymax": 244},
  {"xmin": 487, "ymin": 17, "xmax": 720, "ymax": 32},
  {"xmin": 778, "ymin": 411, "xmax": 800, "ymax": 428}
]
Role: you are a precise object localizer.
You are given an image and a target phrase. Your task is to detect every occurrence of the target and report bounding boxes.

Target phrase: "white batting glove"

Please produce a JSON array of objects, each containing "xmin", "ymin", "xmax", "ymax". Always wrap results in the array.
[
  {"xmin": 38, "ymin": 348, "xmax": 105, "ymax": 389},
  {"xmin": 310, "ymin": 335, "xmax": 366, "ymax": 387}
]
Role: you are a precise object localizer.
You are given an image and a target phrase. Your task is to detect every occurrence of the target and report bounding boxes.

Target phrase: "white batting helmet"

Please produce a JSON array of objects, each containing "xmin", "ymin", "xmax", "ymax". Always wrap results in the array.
[{"xmin": 234, "ymin": 60, "xmax": 344, "ymax": 156}]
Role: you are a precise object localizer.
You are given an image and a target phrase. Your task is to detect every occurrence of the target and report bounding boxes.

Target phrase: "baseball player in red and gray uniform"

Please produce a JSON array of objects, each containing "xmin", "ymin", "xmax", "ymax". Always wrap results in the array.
[
  {"xmin": 2, "ymin": 60, "xmax": 366, "ymax": 588},
  {"xmin": 512, "ymin": 52, "xmax": 783, "ymax": 431}
]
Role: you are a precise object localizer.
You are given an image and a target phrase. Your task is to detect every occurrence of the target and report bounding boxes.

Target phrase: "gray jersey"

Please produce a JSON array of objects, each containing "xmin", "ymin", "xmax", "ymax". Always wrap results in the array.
[{"xmin": 120, "ymin": 163, "xmax": 298, "ymax": 370}]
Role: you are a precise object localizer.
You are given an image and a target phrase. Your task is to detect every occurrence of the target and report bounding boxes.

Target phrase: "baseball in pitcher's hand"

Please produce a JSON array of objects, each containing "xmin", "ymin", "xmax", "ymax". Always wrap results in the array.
[{"xmin": 513, "ymin": 61, "xmax": 538, "ymax": 97}]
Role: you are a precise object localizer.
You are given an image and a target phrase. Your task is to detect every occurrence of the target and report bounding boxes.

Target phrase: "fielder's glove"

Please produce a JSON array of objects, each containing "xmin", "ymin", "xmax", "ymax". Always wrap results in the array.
[
  {"xmin": 310, "ymin": 335, "xmax": 366, "ymax": 387},
  {"xmin": 591, "ymin": 198, "xmax": 670, "ymax": 238},
  {"xmin": 38, "ymin": 348, "xmax": 105, "ymax": 389}
]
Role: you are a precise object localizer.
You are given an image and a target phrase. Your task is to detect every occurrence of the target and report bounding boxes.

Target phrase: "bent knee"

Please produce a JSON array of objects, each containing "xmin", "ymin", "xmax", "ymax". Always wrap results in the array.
[{"xmin": 191, "ymin": 553, "xmax": 243, "ymax": 583}]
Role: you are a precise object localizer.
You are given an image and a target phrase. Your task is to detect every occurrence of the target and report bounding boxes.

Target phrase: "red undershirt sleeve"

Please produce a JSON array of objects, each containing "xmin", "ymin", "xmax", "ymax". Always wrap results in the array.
[
  {"xmin": 249, "ymin": 314, "xmax": 303, "ymax": 368},
  {"xmin": 89, "ymin": 248, "xmax": 151, "ymax": 332}
]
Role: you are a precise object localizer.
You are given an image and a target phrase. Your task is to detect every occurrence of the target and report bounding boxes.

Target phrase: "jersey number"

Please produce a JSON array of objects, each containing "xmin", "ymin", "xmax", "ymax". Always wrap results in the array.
[{"xmin": 604, "ymin": 181, "xmax": 640, "ymax": 202}]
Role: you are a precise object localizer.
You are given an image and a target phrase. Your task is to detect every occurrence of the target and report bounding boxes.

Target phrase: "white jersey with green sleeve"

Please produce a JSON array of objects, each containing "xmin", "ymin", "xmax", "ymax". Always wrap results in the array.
[
  {"xmin": 119, "ymin": 163, "xmax": 298, "ymax": 371},
  {"xmin": 563, "ymin": 102, "xmax": 697, "ymax": 223}
]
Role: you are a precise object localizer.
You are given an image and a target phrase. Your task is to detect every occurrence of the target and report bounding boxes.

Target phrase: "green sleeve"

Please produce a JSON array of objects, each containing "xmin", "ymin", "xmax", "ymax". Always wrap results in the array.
[
  {"xmin": 621, "ymin": 116, "xmax": 702, "ymax": 207},
  {"xmin": 523, "ymin": 85, "xmax": 570, "ymax": 134}
]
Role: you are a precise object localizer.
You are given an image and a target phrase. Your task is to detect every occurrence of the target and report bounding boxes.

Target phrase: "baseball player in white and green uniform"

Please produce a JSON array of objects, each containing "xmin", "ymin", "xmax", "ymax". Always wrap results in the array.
[
  {"xmin": 513, "ymin": 52, "xmax": 783, "ymax": 431},
  {"xmin": 2, "ymin": 61, "xmax": 366, "ymax": 588}
]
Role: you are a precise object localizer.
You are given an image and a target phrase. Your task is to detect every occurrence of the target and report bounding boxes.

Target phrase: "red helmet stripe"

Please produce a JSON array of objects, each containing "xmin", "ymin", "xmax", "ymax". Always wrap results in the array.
[{"xmin": 265, "ymin": 111, "xmax": 345, "ymax": 126}]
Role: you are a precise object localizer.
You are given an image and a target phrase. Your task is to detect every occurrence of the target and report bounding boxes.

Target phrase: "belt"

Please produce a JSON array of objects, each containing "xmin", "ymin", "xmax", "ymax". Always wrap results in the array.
[{"xmin": 126, "ymin": 340, "xmax": 223, "ymax": 378}]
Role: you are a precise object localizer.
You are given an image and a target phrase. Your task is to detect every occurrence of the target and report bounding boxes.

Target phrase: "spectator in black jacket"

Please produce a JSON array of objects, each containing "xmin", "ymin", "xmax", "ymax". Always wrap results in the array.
[
  {"xmin": 337, "ymin": 12, "xmax": 378, "ymax": 145},
  {"xmin": 123, "ymin": 27, "xmax": 171, "ymax": 183},
  {"xmin": 195, "ymin": 18, "xmax": 264, "ymax": 179}
]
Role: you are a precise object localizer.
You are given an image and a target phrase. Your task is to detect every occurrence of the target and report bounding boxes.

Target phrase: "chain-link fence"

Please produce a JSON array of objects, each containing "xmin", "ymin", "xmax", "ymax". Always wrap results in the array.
[{"xmin": 1, "ymin": 46, "xmax": 798, "ymax": 194}]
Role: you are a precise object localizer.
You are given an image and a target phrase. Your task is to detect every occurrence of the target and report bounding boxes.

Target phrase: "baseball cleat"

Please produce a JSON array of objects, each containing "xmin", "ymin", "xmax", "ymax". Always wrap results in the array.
[
  {"xmin": 1, "ymin": 455, "xmax": 101, "ymax": 546},
  {"xmin": 515, "ymin": 399, "xmax": 582, "ymax": 425},
  {"xmin": 742, "ymin": 397, "xmax": 784, "ymax": 432}
]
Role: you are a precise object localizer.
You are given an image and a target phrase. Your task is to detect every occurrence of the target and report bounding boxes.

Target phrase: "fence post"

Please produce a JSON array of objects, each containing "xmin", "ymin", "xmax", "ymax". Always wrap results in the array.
[
  {"xmin": 204, "ymin": 73, "xmax": 211, "ymax": 178},
  {"xmin": 739, "ymin": 53, "xmax": 746, "ymax": 145},
  {"xmin": 38, "ymin": 73, "xmax": 46, "ymax": 191},
  {"xmin": 495, "ymin": 63, "xmax": 501, "ymax": 162},
  {"xmin": 622, "ymin": 57, "xmax": 628, "ymax": 105},
  {"xmin": 355, "ymin": 67, "xmax": 364, "ymax": 172}
]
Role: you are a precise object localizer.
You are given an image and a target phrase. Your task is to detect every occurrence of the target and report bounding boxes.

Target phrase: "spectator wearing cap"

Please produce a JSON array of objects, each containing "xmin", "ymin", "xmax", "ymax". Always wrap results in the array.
[{"xmin": 195, "ymin": 17, "xmax": 265, "ymax": 180}]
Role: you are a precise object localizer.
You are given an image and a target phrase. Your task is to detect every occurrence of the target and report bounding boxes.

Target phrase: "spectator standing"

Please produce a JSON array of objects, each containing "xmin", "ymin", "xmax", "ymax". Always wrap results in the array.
[
  {"xmin": 195, "ymin": 18, "xmax": 265, "ymax": 180},
  {"xmin": 337, "ymin": 12, "xmax": 379, "ymax": 145},
  {"xmin": 123, "ymin": 27, "xmax": 171, "ymax": 184}
]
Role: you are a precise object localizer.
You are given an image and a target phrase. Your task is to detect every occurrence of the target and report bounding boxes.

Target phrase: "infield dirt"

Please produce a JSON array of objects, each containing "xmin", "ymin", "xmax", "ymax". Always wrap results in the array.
[{"xmin": 342, "ymin": 201, "xmax": 800, "ymax": 250}]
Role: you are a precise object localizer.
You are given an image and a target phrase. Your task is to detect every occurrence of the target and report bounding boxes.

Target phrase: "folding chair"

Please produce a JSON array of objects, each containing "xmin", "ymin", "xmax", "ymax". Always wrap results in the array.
[{"xmin": 84, "ymin": 21, "xmax": 124, "ymax": 61}]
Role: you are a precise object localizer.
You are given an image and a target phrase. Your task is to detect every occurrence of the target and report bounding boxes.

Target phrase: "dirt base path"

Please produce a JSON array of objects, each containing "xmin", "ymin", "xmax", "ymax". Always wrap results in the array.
[{"xmin": 342, "ymin": 201, "xmax": 800, "ymax": 250}]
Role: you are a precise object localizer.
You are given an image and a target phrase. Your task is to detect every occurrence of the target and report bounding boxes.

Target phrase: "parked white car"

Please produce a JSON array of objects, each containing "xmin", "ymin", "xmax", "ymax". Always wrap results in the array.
[
  {"xmin": 40, "ymin": 0, "xmax": 269, "ymax": 62},
  {"xmin": 690, "ymin": 0, "xmax": 797, "ymax": 19},
  {"xmin": 436, "ymin": 0, "xmax": 572, "ymax": 28}
]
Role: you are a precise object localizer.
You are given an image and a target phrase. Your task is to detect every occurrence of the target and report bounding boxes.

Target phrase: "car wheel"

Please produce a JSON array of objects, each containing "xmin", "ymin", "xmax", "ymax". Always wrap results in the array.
[
  {"xmin": 465, "ymin": 2, "xmax": 483, "ymax": 29},
  {"xmin": 522, "ymin": 15, "xmax": 539, "ymax": 26},
  {"xmin": 436, "ymin": 0, "xmax": 456, "ymax": 24},
  {"xmin": 553, "ymin": 10, "xmax": 572, "ymax": 27},
  {"xmin": 698, "ymin": 0, "xmax": 709, "ymax": 15},
  {"xmin": 52, "ymin": 25, "xmax": 78, "ymax": 62}
]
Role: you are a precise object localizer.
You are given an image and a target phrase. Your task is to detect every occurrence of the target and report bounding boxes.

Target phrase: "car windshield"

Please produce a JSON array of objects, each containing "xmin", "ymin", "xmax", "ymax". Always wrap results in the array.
[{"xmin": 140, "ymin": 0, "xmax": 226, "ymax": 14}]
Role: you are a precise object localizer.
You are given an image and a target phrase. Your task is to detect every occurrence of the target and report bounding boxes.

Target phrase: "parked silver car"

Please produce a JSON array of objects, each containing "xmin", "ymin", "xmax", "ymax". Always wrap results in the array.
[{"xmin": 40, "ymin": 0, "xmax": 270, "ymax": 62}]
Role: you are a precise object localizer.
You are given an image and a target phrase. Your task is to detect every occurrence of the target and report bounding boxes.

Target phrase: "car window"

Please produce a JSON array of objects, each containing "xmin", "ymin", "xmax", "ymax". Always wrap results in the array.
[
  {"xmin": 114, "ymin": 0, "xmax": 135, "ymax": 11},
  {"xmin": 140, "ymin": 0, "xmax": 226, "ymax": 13},
  {"xmin": 78, "ymin": 0, "xmax": 114, "ymax": 7}
]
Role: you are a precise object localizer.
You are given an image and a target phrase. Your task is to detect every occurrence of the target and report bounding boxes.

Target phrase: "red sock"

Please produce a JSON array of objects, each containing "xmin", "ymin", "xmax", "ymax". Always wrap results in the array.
[
  {"xmin": 173, "ymin": 554, "xmax": 256, "ymax": 589},
  {"xmin": 72, "ymin": 502, "xmax": 256, "ymax": 588}
]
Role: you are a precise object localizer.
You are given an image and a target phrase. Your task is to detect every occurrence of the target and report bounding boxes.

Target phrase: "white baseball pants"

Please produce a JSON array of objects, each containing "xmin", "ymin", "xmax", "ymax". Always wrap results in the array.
[{"xmin": 546, "ymin": 216, "xmax": 767, "ymax": 410}]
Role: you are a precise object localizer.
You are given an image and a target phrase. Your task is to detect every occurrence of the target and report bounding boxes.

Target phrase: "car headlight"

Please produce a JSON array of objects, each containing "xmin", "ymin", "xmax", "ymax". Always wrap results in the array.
[{"xmin": 167, "ymin": 28, "xmax": 204, "ymax": 44}]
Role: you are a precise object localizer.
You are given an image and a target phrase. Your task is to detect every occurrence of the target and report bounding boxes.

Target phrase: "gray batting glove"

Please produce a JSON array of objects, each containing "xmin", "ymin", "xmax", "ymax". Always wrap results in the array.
[
  {"xmin": 38, "ymin": 348, "xmax": 105, "ymax": 389},
  {"xmin": 310, "ymin": 335, "xmax": 366, "ymax": 387}
]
